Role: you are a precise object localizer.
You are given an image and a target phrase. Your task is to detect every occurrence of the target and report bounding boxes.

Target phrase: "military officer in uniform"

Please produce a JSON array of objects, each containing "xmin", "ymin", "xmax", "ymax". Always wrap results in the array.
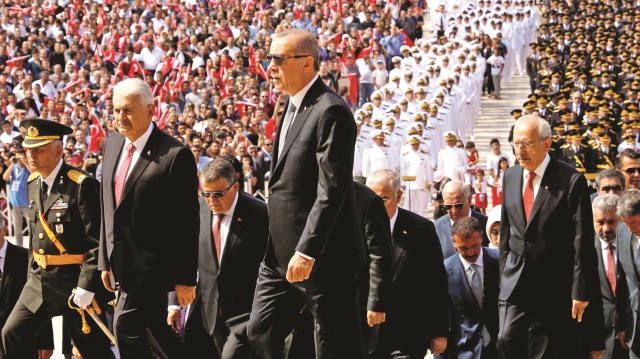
[
  {"xmin": 594, "ymin": 134, "xmax": 618, "ymax": 171},
  {"xmin": 560, "ymin": 131, "xmax": 593, "ymax": 174},
  {"xmin": 437, "ymin": 131, "xmax": 468, "ymax": 182},
  {"xmin": 362, "ymin": 130, "xmax": 392, "ymax": 178},
  {"xmin": 400, "ymin": 135, "xmax": 433, "ymax": 216},
  {"xmin": 2, "ymin": 119, "xmax": 113, "ymax": 359}
]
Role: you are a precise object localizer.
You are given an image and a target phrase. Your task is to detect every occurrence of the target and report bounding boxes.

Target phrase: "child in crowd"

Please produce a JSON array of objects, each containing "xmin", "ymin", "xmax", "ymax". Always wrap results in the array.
[
  {"xmin": 372, "ymin": 59, "xmax": 389, "ymax": 90},
  {"xmin": 473, "ymin": 168, "xmax": 489, "ymax": 214},
  {"xmin": 491, "ymin": 157, "xmax": 509, "ymax": 206},
  {"xmin": 465, "ymin": 141, "xmax": 479, "ymax": 185}
]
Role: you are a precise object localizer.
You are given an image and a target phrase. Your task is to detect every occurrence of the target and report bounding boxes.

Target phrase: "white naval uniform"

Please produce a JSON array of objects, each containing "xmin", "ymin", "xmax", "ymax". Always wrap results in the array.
[
  {"xmin": 401, "ymin": 149, "xmax": 433, "ymax": 216},
  {"xmin": 437, "ymin": 145, "xmax": 468, "ymax": 181},
  {"xmin": 362, "ymin": 144, "xmax": 392, "ymax": 177}
]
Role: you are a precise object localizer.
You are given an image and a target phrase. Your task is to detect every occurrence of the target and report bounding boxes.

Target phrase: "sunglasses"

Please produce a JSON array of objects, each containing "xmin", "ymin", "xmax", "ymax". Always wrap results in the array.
[
  {"xmin": 266, "ymin": 54, "xmax": 310, "ymax": 66},
  {"xmin": 200, "ymin": 181, "xmax": 235, "ymax": 199},
  {"xmin": 624, "ymin": 167, "xmax": 640, "ymax": 175},
  {"xmin": 443, "ymin": 203, "xmax": 465, "ymax": 211},
  {"xmin": 600, "ymin": 185, "xmax": 622, "ymax": 192}
]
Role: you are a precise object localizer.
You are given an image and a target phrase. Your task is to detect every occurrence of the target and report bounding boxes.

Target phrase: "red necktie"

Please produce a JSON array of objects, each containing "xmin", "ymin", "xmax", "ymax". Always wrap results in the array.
[
  {"xmin": 114, "ymin": 143, "xmax": 135, "ymax": 206},
  {"xmin": 213, "ymin": 213, "xmax": 225, "ymax": 263},
  {"xmin": 523, "ymin": 172, "xmax": 536, "ymax": 221},
  {"xmin": 607, "ymin": 244, "xmax": 616, "ymax": 295}
]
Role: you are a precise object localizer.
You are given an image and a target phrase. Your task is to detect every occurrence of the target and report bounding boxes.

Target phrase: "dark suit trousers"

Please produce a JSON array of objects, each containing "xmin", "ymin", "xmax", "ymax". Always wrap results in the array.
[
  {"xmin": 113, "ymin": 290, "xmax": 184, "ymax": 359},
  {"xmin": 498, "ymin": 300, "xmax": 580, "ymax": 359},
  {"xmin": 248, "ymin": 260, "xmax": 365, "ymax": 359},
  {"xmin": 2, "ymin": 299, "xmax": 112, "ymax": 359},
  {"xmin": 184, "ymin": 299, "xmax": 252, "ymax": 359}
]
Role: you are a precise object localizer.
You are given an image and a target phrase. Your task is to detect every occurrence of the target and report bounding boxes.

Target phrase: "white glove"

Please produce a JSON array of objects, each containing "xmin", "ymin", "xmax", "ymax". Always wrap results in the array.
[{"xmin": 73, "ymin": 287, "xmax": 95, "ymax": 308}]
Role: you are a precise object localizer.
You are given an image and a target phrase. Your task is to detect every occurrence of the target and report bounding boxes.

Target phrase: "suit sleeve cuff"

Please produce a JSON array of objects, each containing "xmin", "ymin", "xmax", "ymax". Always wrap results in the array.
[
  {"xmin": 296, "ymin": 251, "xmax": 315, "ymax": 261},
  {"xmin": 168, "ymin": 305, "xmax": 181, "ymax": 312}
]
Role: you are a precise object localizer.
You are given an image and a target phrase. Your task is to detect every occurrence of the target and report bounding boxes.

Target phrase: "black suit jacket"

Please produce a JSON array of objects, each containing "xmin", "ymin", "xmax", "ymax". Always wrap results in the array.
[
  {"xmin": 499, "ymin": 156, "xmax": 604, "ymax": 349},
  {"xmin": 0, "ymin": 242, "xmax": 27, "ymax": 327},
  {"xmin": 374, "ymin": 208, "xmax": 449, "ymax": 357},
  {"xmin": 98, "ymin": 124, "xmax": 199, "ymax": 294},
  {"xmin": 267, "ymin": 76, "xmax": 366, "ymax": 271}
]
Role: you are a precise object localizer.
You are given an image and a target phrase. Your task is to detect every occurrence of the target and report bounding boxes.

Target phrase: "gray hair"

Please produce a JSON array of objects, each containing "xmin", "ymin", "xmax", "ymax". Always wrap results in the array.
[
  {"xmin": 113, "ymin": 78, "xmax": 154, "ymax": 107},
  {"xmin": 617, "ymin": 189, "xmax": 640, "ymax": 219},
  {"xmin": 595, "ymin": 169, "xmax": 626, "ymax": 190},
  {"xmin": 271, "ymin": 29, "xmax": 320, "ymax": 72},
  {"xmin": 367, "ymin": 169, "xmax": 401, "ymax": 193},
  {"xmin": 201, "ymin": 159, "xmax": 237, "ymax": 186},
  {"xmin": 515, "ymin": 114, "xmax": 551, "ymax": 140},
  {"xmin": 443, "ymin": 180, "xmax": 470, "ymax": 200},
  {"xmin": 592, "ymin": 193, "xmax": 619, "ymax": 214},
  {"xmin": 452, "ymin": 216, "xmax": 483, "ymax": 238}
]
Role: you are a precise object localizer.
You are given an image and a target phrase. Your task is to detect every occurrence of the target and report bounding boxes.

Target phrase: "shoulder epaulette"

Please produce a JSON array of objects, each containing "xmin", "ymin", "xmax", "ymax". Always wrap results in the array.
[
  {"xmin": 28, "ymin": 172, "xmax": 40, "ymax": 182},
  {"xmin": 421, "ymin": 150, "xmax": 429, "ymax": 155},
  {"xmin": 581, "ymin": 143, "xmax": 588, "ymax": 148},
  {"xmin": 560, "ymin": 144, "xmax": 570, "ymax": 148},
  {"xmin": 67, "ymin": 170, "xmax": 87, "ymax": 185},
  {"xmin": 402, "ymin": 152, "xmax": 409, "ymax": 156}
]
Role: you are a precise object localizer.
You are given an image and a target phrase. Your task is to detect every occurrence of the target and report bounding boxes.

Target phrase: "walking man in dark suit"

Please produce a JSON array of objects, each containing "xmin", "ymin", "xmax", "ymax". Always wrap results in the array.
[
  {"xmin": 2, "ymin": 119, "xmax": 112, "ymax": 358},
  {"xmin": 167, "ymin": 159, "xmax": 268, "ymax": 358},
  {"xmin": 98, "ymin": 78, "xmax": 199, "ymax": 359},
  {"xmin": 247, "ymin": 28, "xmax": 367, "ymax": 358},
  {"xmin": 434, "ymin": 180, "xmax": 490, "ymax": 259},
  {"xmin": 437, "ymin": 216, "xmax": 499, "ymax": 359},
  {"xmin": 592, "ymin": 194, "xmax": 629, "ymax": 359},
  {"xmin": 366, "ymin": 169, "xmax": 449, "ymax": 358},
  {"xmin": 497, "ymin": 114, "xmax": 605, "ymax": 358}
]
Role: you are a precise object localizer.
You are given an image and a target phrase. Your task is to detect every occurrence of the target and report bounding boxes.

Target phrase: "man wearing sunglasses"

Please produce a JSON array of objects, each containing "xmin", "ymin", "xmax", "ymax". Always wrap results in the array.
[
  {"xmin": 434, "ymin": 180, "xmax": 490, "ymax": 259},
  {"xmin": 616, "ymin": 149, "xmax": 640, "ymax": 190},
  {"xmin": 248, "ymin": 29, "xmax": 366, "ymax": 358},
  {"xmin": 167, "ymin": 159, "xmax": 268, "ymax": 358},
  {"xmin": 498, "ymin": 115, "xmax": 604, "ymax": 358}
]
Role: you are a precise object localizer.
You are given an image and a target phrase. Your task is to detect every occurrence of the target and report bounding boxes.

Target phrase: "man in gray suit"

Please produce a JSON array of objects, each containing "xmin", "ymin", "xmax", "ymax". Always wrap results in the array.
[
  {"xmin": 433, "ymin": 180, "xmax": 489, "ymax": 259},
  {"xmin": 615, "ymin": 189, "xmax": 640, "ymax": 358},
  {"xmin": 592, "ymin": 194, "xmax": 629, "ymax": 359}
]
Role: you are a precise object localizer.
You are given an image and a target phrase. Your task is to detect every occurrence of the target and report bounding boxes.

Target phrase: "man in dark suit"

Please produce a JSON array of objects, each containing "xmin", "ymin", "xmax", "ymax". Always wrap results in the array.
[
  {"xmin": 98, "ymin": 78, "xmax": 199, "ymax": 359},
  {"xmin": 591, "ymin": 194, "xmax": 629, "ymax": 359},
  {"xmin": 613, "ymin": 189, "xmax": 640, "ymax": 357},
  {"xmin": 497, "ymin": 114, "xmax": 605, "ymax": 358},
  {"xmin": 2, "ymin": 119, "xmax": 112, "ymax": 358},
  {"xmin": 434, "ymin": 180, "xmax": 490, "ymax": 259},
  {"xmin": 366, "ymin": 169, "xmax": 449, "ymax": 358},
  {"xmin": 437, "ymin": 217, "xmax": 499, "ymax": 359},
  {"xmin": 247, "ymin": 28, "xmax": 367, "ymax": 358},
  {"xmin": 167, "ymin": 159, "xmax": 268, "ymax": 358}
]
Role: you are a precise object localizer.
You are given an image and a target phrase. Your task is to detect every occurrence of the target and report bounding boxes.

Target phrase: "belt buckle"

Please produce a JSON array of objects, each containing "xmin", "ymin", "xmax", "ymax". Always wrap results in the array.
[{"xmin": 36, "ymin": 255, "xmax": 47, "ymax": 269}]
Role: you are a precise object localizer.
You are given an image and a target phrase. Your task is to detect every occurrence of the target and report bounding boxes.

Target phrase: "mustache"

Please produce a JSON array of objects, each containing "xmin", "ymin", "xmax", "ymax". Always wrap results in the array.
[{"xmin": 598, "ymin": 230, "xmax": 615, "ymax": 239}]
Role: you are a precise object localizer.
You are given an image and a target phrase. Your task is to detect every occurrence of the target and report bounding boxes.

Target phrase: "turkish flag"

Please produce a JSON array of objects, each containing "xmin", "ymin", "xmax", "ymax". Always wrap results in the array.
[
  {"xmin": 399, "ymin": 30, "xmax": 414, "ymax": 47},
  {"xmin": 345, "ymin": 73, "xmax": 358, "ymax": 104},
  {"xmin": 89, "ymin": 116, "xmax": 105, "ymax": 153}
]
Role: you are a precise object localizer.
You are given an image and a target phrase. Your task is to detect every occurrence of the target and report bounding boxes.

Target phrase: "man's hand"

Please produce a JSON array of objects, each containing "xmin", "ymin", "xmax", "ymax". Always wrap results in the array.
[
  {"xmin": 619, "ymin": 331, "xmax": 629, "ymax": 349},
  {"xmin": 572, "ymin": 300, "xmax": 589, "ymax": 322},
  {"xmin": 101, "ymin": 271, "xmax": 116, "ymax": 292},
  {"xmin": 175, "ymin": 285, "xmax": 196, "ymax": 307},
  {"xmin": 589, "ymin": 350, "xmax": 603, "ymax": 359},
  {"xmin": 286, "ymin": 253, "xmax": 314, "ymax": 283},
  {"xmin": 167, "ymin": 308, "xmax": 182, "ymax": 332},
  {"xmin": 37, "ymin": 349, "xmax": 53, "ymax": 359},
  {"xmin": 430, "ymin": 336, "xmax": 447, "ymax": 355},
  {"xmin": 367, "ymin": 311, "xmax": 385, "ymax": 327}
]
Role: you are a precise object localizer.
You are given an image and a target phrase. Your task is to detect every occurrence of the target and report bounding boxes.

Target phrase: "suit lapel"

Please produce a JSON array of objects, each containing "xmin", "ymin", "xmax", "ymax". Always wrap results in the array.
[
  {"xmin": 526, "ymin": 159, "xmax": 557, "ymax": 228},
  {"xmin": 439, "ymin": 216, "xmax": 454, "ymax": 256},
  {"xmin": 201, "ymin": 203, "xmax": 219, "ymax": 273},
  {"xmin": 452, "ymin": 255, "xmax": 480, "ymax": 310},
  {"xmin": 510, "ymin": 166, "xmax": 526, "ymax": 227},
  {"xmin": 391, "ymin": 210, "xmax": 409, "ymax": 274},
  {"xmin": 43, "ymin": 167, "xmax": 66, "ymax": 214},
  {"xmin": 595, "ymin": 236, "xmax": 615, "ymax": 299},
  {"xmin": 0, "ymin": 243, "xmax": 15, "ymax": 299},
  {"xmin": 619, "ymin": 225, "xmax": 640, "ymax": 287},
  {"xmin": 219, "ymin": 196, "xmax": 247, "ymax": 272},
  {"xmin": 482, "ymin": 249, "xmax": 499, "ymax": 309},
  {"xmin": 120, "ymin": 126, "xmax": 161, "ymax": 206}
]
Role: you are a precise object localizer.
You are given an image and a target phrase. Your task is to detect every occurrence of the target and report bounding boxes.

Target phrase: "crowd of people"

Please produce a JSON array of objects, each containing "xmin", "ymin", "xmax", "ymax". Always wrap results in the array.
[{"xmin": 2, "ymin": 0, "xmax": 640, "ymax": 357}]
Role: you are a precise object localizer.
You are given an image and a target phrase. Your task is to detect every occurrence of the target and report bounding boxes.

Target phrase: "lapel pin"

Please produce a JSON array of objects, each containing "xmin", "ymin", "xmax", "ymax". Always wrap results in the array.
[
  {"xmin": 59, "ymin": 178, "xmax": 64, "ymax": 185},
  {"xmin": 545, "ymin": 186, "xmax": 548, "ymax": 190},
  {"xmin": 147, "ymin": 151, "xmax": 151, "ymax": 156},
  {"xmin": 403, "ymin": 230, "xmax": 407, "ymax": 235},
  {"xmin": 237, "ymin": 218, "xmax": 243, "ymax": 222}
]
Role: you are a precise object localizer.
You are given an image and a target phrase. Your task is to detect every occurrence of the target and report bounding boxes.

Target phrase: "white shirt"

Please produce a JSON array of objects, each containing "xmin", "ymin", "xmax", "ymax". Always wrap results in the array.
[
  {"xmin": 116, "ymin": 123, "xmax": 154, "ymax": 181},
  {"xmin": 450, "ymin": 209, "xmax": 473, "ymax": 227},
  {"xmin": 213, "ymin": 192, "xmax": 238, "ymax": 258},
  {"xmin": 599, "ymin": 237, "xmax": 618, "ymax": 275},
  {"xmin": 521, "ymin": 154, "xmax": 551, "ymax": 198},
  {"xmin": 390, "ymin": 207, "xmax": 399, "ymax": 233},
  {"xmin": 459, "ymin": 246, "xmax": 484, "ymax": 288},
  {"xmin": 42, "ymin": 159, "xmax": 64, "ymax": 195},
  {"xmin": 0, "ymin": 239, "xmax": 7, "ymax": 272}
]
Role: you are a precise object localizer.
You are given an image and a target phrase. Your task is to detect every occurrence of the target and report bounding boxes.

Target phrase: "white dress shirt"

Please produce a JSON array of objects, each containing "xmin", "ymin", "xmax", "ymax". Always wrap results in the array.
[
  {"xmin": 521, "ymin": 154, "xmax": 551, "ymax": 198},
  {"xmin": 212, "ymin": 192, "xmax": 239, "ymax": 258},
  {"xmin": 115, "ymin": 123, "xmax": 154, "ymax": 181},
  {"xmin": 42, "ymin": 159, "xmax": 64, "ymax": 195},
  {"xmin": 390, "ymin": 207, "xmax": 399, "ymax": 234},
  {"xmin": 459, "ymin": 248, "xmax": 484, "ymax": 288}
]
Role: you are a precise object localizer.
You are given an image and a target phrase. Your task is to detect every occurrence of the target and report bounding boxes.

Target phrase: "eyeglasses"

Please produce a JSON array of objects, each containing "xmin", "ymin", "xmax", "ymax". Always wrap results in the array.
[
  {"xmin": 443, "ymin": 203, "xmax": 465, "ymax": 211},
  {"xmin": 266, "ymin": 54, "xmax": 310, "ymax": 66},
  {"xmin": 200, "ymin": 181, "xmax": 235, "ymax": 199},
  {"xmin": 510, "ymin": 141, "xmax": 539, "ymax": 150},
  {"xmin": 624, "ymin": 167, "xmax": 640, "ymax": 175},
  {"xmin": 600, "ymin": 185, "xmax": 622, "ymax": 192}
]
